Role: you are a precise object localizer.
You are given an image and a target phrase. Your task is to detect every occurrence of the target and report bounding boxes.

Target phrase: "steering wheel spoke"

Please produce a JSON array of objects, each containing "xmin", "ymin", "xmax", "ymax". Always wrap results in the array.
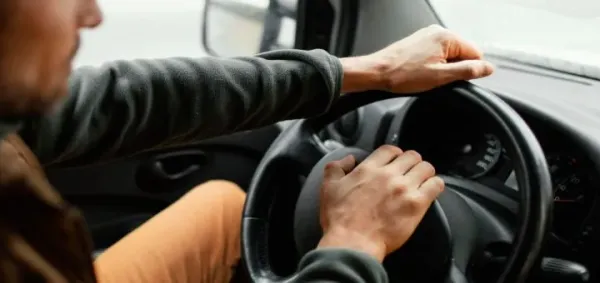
[
  {"xmin": 447, "ymin": 263, "xmax": 469, "ymax": 283},
  {"xmin": 268, "ymin": 120, "xmax": 329, "ymax": 172},
  {"xmin": 437, "ymin": 183, "xmax": 480, "ymax": 273},
  {"xmin": 437, "ymin": 178, "xmax": 517, "ymax": 280}
]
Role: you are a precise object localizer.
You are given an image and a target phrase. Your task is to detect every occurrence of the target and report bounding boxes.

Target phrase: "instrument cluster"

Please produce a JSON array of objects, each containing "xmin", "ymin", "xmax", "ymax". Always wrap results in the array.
[{"xmin": 395, "ymin": 96, "xmax": 600, "ymax": 262}]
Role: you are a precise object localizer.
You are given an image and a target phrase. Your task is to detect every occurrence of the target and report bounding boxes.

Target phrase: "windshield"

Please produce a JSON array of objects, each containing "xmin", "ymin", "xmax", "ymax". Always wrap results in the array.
[{"xmin": 429, "ymin": 0, "xmax": 600, "ymax": 78}]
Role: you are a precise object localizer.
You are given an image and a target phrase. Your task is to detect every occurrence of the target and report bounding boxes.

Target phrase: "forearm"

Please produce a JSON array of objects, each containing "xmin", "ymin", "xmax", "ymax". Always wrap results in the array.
[{"xmin": 20, "ymin": 49, "xmax": 343, "ymax": 167}]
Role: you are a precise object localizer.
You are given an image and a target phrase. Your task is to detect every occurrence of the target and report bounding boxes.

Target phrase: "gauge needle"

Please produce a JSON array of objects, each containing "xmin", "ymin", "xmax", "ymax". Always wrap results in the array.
[{"xmin": 554, "ymin": 195, "xmax": 584, "ymax": 203}]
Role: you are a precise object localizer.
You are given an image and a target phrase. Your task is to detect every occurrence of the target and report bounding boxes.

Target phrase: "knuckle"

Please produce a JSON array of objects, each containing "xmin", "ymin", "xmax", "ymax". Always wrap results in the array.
[
  {"xmin": 377, "ymin": 171, "xmax": 394, "ymax": 184},
  {"xmin": 427, "ymin": 24, "xmax": 445, "ymax": 32},
  {"xmin": 353, "ymin": 165, "xmax": 370, "ymax": 177},
  {"xmin": 324, "ymin": 161, "xmax": 338, "ymax": 169},
  {"xmin": 391, "ymin": 180, "xmax": 409, "ymax": 193},
  {"xmin": 379, "ymin": 144, "xmax": 403, "ymax": 155},
  {"xmin": 464, "ymin": 64, "xmax": 480, "ymax": 78},
  {"xmin": 404, "ymin": 150, "xmax": 422, "ymax": 162},
  {"xmin": 433, "ymin": 30, "xmax": 455, "ymax": 45},
  {"xmin": 421, "ymin": 161, "xmax": 436, "ymax": 176},
  {"xmin": 405, "ymin": 195, "xmax": 424, "ymax": 211},
  {"xmin": 344, "ymin": 154, "xmax": 356, "ymax": 164},
  {"xmin": 324, "ymin": 161, "xmax": 340, "ymax": 171},
  {"xmin": 430, "ymin": 176, "xmax": 445, "ymax": 190}
]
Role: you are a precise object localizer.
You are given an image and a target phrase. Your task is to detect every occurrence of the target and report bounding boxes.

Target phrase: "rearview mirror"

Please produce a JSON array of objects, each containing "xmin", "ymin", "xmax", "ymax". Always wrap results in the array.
[{"xmin": 202, "ymin": 0, "xmax": 298, "ymax": 57}]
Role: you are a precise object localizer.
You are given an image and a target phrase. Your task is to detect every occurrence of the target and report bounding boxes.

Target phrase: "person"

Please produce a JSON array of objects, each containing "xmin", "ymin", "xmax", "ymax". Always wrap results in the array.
[{"xmin": 0, "ymin": 0, "xmax": 495, "ymax": 282}]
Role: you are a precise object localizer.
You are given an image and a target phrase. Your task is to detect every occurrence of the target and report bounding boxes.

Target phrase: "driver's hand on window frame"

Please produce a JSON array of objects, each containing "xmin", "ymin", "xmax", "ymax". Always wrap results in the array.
[
  {"xmin": 317, "ymin": 145, "xmax": 444, "ymax": 262},
  {"xmin": 340, "ymin": 24, "xmax": 495, "ymax": 94}
]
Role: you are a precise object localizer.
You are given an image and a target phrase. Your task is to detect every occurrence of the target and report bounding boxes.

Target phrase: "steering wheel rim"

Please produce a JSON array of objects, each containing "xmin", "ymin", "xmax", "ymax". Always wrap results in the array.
[{"xmin": 242, "ymin": 82, "xmax": 553, "ymax": 283}]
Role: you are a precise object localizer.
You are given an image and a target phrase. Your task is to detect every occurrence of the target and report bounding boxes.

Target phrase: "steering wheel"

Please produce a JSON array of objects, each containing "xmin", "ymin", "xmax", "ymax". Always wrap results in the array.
[{"xmin": 242, "ymin": 81, "xmax": 553, "ymax": 283}]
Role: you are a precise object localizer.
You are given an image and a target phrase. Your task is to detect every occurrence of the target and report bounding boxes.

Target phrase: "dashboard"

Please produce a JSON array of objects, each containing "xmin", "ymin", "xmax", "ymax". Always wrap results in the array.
[
  {"xmin": 395, "ymin": 94, "xmax": 599, "ymax": 260},
  {"xmin": 317, "ymin": 73, "xmax": 600, "ymax": 276}
]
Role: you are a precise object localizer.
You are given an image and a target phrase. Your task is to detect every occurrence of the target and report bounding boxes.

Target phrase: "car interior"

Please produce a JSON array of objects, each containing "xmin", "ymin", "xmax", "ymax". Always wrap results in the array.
[{"xmin": 51, "ymin": 0, "xmax": 600, "ymax": 282}]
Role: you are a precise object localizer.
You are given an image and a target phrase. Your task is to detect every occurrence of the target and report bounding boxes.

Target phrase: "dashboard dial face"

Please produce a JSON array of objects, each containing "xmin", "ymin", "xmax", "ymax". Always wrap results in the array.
[
  {"xmin": 449, "ymin": 133, "xmax": 502, "ymax": 179},
  {"xmin": 548, "ymin": 154, "xmax": 596, "ymax": 242}
]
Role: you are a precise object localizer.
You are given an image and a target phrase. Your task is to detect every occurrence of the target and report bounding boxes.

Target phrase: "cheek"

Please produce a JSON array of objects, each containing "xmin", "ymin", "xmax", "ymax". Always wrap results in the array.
[
  {"xmin": 37, "ymin": 0, "xmax": 79, "ymax": 83},
  {"xmin": 0, "ymin": 0, "xmax": 78, "ymax": 115}
]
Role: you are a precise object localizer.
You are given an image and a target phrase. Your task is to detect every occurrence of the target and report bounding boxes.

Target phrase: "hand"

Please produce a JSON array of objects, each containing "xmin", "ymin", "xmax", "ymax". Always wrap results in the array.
[
  {"xmin": 316, "ymin": 145, "xmax": 444, "ymax": 262},
  {"xmin": 340, "ymin": 25, "xmax": 494, "ymax": 93}
]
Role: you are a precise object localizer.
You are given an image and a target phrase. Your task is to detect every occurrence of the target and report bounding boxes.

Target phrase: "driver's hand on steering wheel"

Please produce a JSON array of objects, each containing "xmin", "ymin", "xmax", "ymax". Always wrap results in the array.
[
  {"xmin": 317, "ymin": 145, "xmax": 444, "ymax": 262},
  {"xmin": 340, "ymin": 24, "xmax": 495, "ymax": 94}
]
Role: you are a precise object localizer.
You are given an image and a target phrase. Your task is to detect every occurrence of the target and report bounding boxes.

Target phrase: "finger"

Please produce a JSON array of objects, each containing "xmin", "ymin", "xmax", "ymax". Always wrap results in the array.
[
  {"xmin": 418, "ymin": 176, "xmax": 445, "ymax": 201},
  {"xmin": 433, "ymin": 59, "xmax": 495, "ymax": 83},
  {"xmin": 445, "ymin": 34, "xmax": 483, "ymax": 61},
  {"xmin": 338, "ymin": 155, "xmax": 357, "ymax": 173},
  {"xmin": 386, "ymin": 150, "xmax": 422, "ymax": 175},
  {"xmin": 404, "ymin": 161, "xmax": 436, "ymax": 187},
  {"xmin": 324, "ymin": 155, "xmax": 356, "ymax": 180},
  {"xmin": 361, "ymin": 145, "xmax": 403, "ymax": 167}
]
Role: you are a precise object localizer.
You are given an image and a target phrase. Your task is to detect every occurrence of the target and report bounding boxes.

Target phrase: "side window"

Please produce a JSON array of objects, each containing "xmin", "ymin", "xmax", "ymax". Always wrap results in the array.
[
  {"xmin": 74, "ymin": 0, "xmax": 337, "ymax": 65},
  {"xmin": 74, "ymin": 0, "xmax": 207, "ymax": 67},
  {"xmin": 202, "ymin": 0, "xmax": 298, "ymax": 57}
]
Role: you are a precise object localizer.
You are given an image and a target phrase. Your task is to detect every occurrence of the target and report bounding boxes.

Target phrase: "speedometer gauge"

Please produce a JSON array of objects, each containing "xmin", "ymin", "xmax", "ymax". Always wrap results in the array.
[
  {"xmin": 449, "ymin": 133, "xmax": 502, "ymax": 178},
  {"xmin": 547, "ymin": 154, "xmax": 595, "ymax": 242}
]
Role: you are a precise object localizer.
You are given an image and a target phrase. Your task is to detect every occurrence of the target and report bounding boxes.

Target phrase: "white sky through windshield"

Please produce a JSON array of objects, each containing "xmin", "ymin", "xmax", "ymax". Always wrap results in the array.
[{"xmin": 430, "ymin": 0, "xmax": 600, "ymax": 78}]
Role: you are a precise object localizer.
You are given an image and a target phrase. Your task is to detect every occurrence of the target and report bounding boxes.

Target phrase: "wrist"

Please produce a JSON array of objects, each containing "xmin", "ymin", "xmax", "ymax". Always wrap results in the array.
[
  {"xmin": 317, "ymin": 226, "xmax": 386, "ymax": 262},
  {"xmin": 339, "ymin": 55, "xmax": 389, "ymax": 93}
]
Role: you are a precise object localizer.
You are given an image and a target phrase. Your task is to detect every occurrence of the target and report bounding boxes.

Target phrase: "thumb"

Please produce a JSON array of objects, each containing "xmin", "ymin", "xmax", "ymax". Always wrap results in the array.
[
  {"xmin": 323, "ymin": 155, "xmax": 356, "ymax": 180},
  {"xmin": 435, "ymin": 60, "xmax": 495, "ymax": 83}
]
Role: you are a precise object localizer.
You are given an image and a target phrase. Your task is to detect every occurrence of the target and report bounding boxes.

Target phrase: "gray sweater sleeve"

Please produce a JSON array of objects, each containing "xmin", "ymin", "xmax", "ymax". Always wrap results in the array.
[
  {"xmin": 19, "ymin": 49, "xmax": 342, "ymax": 166},
  {"xmin": 293, "ymin": 249, "xmax": 389, "ymax": 283}
]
